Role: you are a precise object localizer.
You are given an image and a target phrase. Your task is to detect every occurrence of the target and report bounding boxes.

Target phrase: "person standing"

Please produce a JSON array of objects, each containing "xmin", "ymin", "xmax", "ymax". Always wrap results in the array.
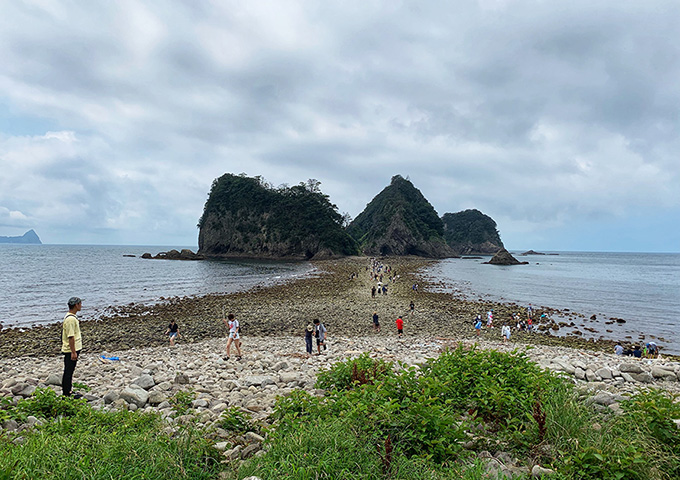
[
  {"xmin": 371, "ymin": 286, "xmax": 376, "ymax": 298},
  {"xmin": 372, "ymin": 311, "xmax": 381, "ymax": 332},
  {"xmin": 501, "ymin": 324, "xmax": 511, "ymax": 342},
  {"xmin": 222, "ymin": 313, "xmax": 242, "ymax": 360},
  {"xmin": 165, "ymin": 319, "xmax": 180, "ymax": 346},
  {"xmin": 474, "ymin": 315, "xmax": 482, "ymax": 336},
  {"xmin": 305, "ymin": 324, "xmax": 314, "ymax": 356},
  {"xmin": 527, "ymin": 304, "xmax": 533, "ymax": 320},
  {"xmin": 409, "ymin": 301, "xmax": 415, "ymax": 316},
  {"xmin": 313, "ymin": 319, "xmax": 327, "ymax": 354},
  {"xmin": 61, "ymin": 297, "xmax": 83, "ymax": 398},
  {"xmin": 486, "ymin": 310, "xmax": 494, "ymax": 328},
  {"xmin": 396, "ymin": 316, "xmax": 404, "ymax": 337}
]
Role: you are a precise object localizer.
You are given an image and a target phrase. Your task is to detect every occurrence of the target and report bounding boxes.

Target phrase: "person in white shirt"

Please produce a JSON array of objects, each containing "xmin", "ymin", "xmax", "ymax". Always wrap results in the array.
[{"xmin": 222, "ymin": 313, "xmax": 242, "ymax": 360}]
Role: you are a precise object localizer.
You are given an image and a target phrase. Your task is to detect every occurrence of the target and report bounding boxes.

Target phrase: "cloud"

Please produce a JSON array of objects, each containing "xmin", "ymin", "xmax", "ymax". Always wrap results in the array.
[{"xmin": 0, "ymin": 0, "xmax": 678, "ymax": 249}]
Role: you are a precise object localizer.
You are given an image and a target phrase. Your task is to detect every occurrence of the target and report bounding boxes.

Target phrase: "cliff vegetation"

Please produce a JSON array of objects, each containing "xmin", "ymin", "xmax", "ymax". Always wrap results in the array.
[
  {"xmin": 198, "ymin": 174, "xmax": 357, "ymax": 259},
  {"xmin": 346, "ymin": 175, "xmax": 454, "ymax": 258},
  {"xmin": 442, "ymin": 209, "xmax": 504, "ymax": 255}
]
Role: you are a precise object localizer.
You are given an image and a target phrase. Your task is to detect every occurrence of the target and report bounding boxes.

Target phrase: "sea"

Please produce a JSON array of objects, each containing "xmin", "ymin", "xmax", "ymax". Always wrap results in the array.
[
  {"xmin": 1, "ymin": 246, "xmax": 678, "ymax": 354},
  {"xmin": 421, "ymin": 251, "xmax": 680, "ymax": 355},
  {"xmin": 0, "ymin": 244, "xmax": 314, "ymax": 330}
]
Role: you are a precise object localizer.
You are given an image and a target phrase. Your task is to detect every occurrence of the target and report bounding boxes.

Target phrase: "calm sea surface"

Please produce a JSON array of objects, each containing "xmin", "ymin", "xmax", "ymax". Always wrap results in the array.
[
  {"xmin": 0, "ymin": 245, "xmax": 313, "ymax": 329},
  {"xmin": 422, "ymin": 252, "xmax": 680, "ymax": 354}
]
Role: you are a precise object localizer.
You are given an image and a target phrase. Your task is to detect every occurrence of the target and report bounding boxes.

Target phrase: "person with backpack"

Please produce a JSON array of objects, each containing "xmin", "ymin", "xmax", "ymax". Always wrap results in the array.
[{"xmin": 313, "ymin": 319, "xmax": 327, "ymax": 355}]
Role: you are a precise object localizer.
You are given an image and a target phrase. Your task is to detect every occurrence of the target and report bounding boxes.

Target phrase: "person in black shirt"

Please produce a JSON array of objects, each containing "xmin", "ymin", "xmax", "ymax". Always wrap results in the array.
[{"xmin": 165, "ymin": 319, "xmax": 180, "ymax": 346}]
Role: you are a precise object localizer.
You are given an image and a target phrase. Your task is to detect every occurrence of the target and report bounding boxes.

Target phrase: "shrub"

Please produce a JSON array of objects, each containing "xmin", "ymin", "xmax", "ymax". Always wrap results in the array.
[
  {"xmin": 218, "ymin": 407, "xmax": 255, "ymax": 434},
  {"xmin": 315, "ymin": 353, "xmax": 394, "ymax": 391},
  {"xmin": 14, "ymin": 387, "xmax": 87, "ymax": 420},
  {"xmin": 169, "ymin": 388, "xmax": 195, "ymax": 416}
]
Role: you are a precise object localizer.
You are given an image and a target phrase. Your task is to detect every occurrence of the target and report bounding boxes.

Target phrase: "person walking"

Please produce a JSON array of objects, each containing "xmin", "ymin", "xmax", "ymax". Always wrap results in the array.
[
  {"xmin": 396, "ymin": 316, "xmax": 404, "ymax": 337},
  {"xmin": 372, "ymin": 311, "xmax": 381, "ymax": 332},
  {"xmin": 313, "ymin": 319, "xmax": 327, "ymax": 354},
  {"xmin": 305, "ymin": 323, "xmax": 314, "ymax": 356},
  {"xmin": 165, "ymin": 319, "xmax": 180, "ymax": 346},
  {"xmin": 222, "ymin": 313, "xmax": 242, "ymax": 360},
  {"xmin": 61, "ymin": 297, "xmax": 83, "ymax": 398},
  {"xmin": 409, "ymin": 301, "xmax": 415, "ymax": 316},
  {"xmin": 474, "ymin": 315, "xmax": 482, "ymax": 336}
]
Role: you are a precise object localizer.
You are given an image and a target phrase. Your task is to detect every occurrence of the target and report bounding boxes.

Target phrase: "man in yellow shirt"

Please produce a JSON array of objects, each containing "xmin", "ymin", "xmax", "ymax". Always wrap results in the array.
[{"xmin": 61, "ymin": 297, "xmax": 83, "ymax": 397}]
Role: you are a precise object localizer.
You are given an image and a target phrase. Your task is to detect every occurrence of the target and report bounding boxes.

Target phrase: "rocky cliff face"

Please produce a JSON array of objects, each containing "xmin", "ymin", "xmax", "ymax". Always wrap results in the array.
[
  {"xmin": 347, "ymin": 175, "xmax": 455, "ymax": 258},
  {"xmin": 441, "ymin": 209, "xmax": 504, "ymax": 255},
  {"xmin": 197, "ymin": 174, "xmax": 358, "ymax": 260}
]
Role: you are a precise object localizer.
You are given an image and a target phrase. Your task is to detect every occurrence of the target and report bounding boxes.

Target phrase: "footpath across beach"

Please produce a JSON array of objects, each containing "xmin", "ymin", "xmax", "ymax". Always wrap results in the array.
[{"xmin": 0, "ymin": 255, "xmax": 669, "ymax": 360}]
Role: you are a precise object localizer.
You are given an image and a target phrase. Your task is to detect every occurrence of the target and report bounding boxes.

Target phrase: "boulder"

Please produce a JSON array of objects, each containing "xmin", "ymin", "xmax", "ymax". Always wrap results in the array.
[
  {"xmin": 45, "ymin": 373, "xmax": 62, "ymax": 386},
  {"xmin": 630, "ymin": 372, "xmax": 654, "ymax": 384},
  {"xmin": 651, "ymin": 366, "xmax": 676, "ymax": 380},
  {"xmin": 120, "ymin": 385, "xmax": 150, "ymax": 408},
  {"xmin": 242, "ymin": 375, "xmax": 276, "ymax": 387},
  {"xmin": 595, "ymin": 367, "xmax": 613, "ymax": 380},
  {"xmin": 132, "ymin": 374, "xmax": 155, "ymax": 390},
  {"xmin": 148, "ymin": 391, "xmax": 167, "ymax": 406},
  {"xmin": 103, "ymin": 391, "xmax": 120, "ymax": 404},
  {"xmin": 619, "ymin": 363, "xmax": 644, "ymax": 374}
]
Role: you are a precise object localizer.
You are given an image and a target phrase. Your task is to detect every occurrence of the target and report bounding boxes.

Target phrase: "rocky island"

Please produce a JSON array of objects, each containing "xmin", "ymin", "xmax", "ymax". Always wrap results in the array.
[{"xmin": 0, "ymin": 229, "xmax": 41, "ymax": 244}]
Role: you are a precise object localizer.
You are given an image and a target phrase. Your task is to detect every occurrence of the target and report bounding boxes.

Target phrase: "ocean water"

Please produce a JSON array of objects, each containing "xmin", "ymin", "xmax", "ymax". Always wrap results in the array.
[
  {"xmin": 0, "ymin": 245, "xmax": 313, "ymax": 329},
  {"xmin": 422, "ymin": 252, "xmax": 680, "ymax": 354}
]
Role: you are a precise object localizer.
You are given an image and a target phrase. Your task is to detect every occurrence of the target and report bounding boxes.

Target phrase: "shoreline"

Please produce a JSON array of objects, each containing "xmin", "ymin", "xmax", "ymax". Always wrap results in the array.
[{"xmin": 0, "ymin": 256, "xmax": 676, "ymax": 361}]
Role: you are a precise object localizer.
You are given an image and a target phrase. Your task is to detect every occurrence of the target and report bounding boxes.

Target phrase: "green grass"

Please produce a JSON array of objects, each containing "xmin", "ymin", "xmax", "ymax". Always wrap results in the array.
[
  {"xmin": 0, "ymin": 400, "xmax": 221, "ymax": 480},
  {"xmin": 228, "ymin": 345, "xmax": 680, "ymax": 480},
  {"xmin": 2, "ymin": 347, "xmax": 679, "ymax": 480}
]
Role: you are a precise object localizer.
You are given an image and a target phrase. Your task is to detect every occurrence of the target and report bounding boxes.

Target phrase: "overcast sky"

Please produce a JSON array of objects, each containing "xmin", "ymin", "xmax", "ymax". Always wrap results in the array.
[{"xmin": 0, "ymin": 1, "xmax": 678, "ymax": 252}]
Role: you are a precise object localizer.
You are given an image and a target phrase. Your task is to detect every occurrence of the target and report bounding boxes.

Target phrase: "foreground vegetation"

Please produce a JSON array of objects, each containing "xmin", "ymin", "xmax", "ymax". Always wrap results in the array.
[
  {"xmin": 235, "ymin": 347, "xmax": 680, "ymax": 480},
  {"xmin": 1, "ymin": 347, "xmax": 679, "ymax": 479}
]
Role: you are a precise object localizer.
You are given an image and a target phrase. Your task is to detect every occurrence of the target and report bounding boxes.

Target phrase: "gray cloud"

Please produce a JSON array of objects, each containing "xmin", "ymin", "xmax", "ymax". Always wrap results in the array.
[{"xmin": 0, "ymin": 0, "xmax": 678, "ymax": 249}]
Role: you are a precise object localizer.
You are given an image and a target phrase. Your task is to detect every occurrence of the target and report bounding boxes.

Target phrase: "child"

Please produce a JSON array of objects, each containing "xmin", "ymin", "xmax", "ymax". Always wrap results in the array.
[
  {"xmin": 165, "ymin": 319, "xmax": 180, "ymax": 346},
  {"xmin": 396, "ymin": 316, "xmax": 404, "ymax": 337}
]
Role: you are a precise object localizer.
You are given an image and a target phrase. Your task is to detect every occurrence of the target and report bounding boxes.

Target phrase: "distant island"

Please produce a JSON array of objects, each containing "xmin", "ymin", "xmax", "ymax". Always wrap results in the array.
[{"xmin": 0, "ymin": 230, "xmax": 41, "ymax": 244}]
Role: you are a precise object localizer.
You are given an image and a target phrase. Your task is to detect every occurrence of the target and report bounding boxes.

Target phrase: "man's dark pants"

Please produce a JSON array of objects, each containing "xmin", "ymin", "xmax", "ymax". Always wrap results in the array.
[{"xmin": 62, "ymin": 351, "xmax": 81, "ymax": 396}]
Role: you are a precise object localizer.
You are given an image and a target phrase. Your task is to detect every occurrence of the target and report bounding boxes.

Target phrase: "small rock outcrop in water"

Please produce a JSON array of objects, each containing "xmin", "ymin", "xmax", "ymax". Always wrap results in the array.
[
  {"xmin": 485, "ymin": 248, "xmax": 528, "ymax": 265},
  {"xmin": 520, "ymin": 250, "xmax": 545, "ymax": 255},
  {"xmin": 441, "ymin": 209, "xmax": 504, "ymax": 255},
  {"xmin": 198, "ymin": 174, "xmax": 358, "ymax": 260},
  {"xmin": 346, "ymin": 175, "xmax": 455, "ymax": 258},
  {"xmin": 0, "ymin": 229, "xmax": 42, "ymax": 244},
  {"xmin": 142, "ymin": 249, "xmax": 204, "ymax": 260}
]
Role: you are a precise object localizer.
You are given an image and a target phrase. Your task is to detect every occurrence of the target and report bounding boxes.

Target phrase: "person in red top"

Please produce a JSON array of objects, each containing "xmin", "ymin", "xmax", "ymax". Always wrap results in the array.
[{"xmin": 396, "ymin": 316, "xmax": 404, "ymax": 337}]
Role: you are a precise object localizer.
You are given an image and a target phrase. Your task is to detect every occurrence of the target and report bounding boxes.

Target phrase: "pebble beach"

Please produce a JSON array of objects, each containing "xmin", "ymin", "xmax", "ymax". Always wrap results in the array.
[{"xmin": 2, "ymin": 255, "xmax": 680, "ymax": 472}]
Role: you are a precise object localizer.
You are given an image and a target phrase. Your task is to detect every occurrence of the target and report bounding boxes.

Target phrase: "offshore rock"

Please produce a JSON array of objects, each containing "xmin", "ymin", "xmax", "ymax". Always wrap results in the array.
[
  {"xmin": 442, "ymin": 209, "xmax": 505, "ymax": 255},
  {"xmin": 485, "ymin": 249, "xmax": 528, "ymax": 266}
]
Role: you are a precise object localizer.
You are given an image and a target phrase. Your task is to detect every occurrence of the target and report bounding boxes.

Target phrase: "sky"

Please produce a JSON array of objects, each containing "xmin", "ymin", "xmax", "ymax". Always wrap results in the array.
[{"xmin": 0, "ymin": 1, "xmax": 678, "ymax": 252}]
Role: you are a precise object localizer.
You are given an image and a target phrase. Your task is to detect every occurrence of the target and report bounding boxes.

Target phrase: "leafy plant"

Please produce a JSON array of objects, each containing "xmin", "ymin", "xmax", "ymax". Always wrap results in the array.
[
  {"xmin": 316, "ymin": 353, "xmax": 394, "ymax": 391},
  {"xmin": 169, "ymin": 388, "xmax": 195, "ymax": 416},
  {"xmin": 218, "ymin": 407, "xmax": 255, "ymax": 434},
  {"xmin": 14, "ymin": 387, "xmax": 86, "ymax": 420}
]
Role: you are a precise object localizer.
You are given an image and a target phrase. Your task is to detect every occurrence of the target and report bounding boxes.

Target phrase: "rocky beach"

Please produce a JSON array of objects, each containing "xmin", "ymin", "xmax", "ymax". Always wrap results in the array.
[
  {"xmin": 2, "ymin": 255, "xmax": 680, "ymax": 477},
  {"xmin": 1, "ymin": 256, "xmax": 670, "ymax": 359}
]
